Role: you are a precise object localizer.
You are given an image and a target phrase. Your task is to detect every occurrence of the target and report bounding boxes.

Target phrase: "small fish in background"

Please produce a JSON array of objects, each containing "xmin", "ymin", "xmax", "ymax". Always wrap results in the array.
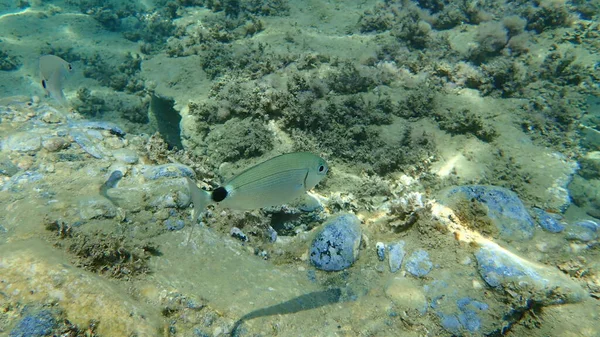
[
  {"xmin": 187, "ymin": 152, "xmax": 329, "ymax": 223},
  {"xmin": 39, "ymin": 54, "xmax": 73, "ymax": 108}
]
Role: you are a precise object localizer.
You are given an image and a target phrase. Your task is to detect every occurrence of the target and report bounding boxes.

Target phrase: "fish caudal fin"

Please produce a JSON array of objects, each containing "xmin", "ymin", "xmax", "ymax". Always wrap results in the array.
[{"xmin": 186, "ymin": 177, "xmax": 211, "ymax": 223}]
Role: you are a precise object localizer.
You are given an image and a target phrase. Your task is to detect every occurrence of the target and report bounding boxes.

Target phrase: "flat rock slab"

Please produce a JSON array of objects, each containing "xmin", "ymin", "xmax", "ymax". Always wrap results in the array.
[{"xmin": 475, "ymin": 241, "xmax": 588, "ymax": 305}]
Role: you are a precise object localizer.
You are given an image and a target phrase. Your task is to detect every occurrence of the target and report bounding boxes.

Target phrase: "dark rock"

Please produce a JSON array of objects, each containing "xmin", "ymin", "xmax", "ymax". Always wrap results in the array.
[
  {"xmin": 309, "ymin": 213, "xmax": 362, "ymax": 271},
  {"xmin": 532, "ymin": 207, "xmax": 565, "ymax": 233}
]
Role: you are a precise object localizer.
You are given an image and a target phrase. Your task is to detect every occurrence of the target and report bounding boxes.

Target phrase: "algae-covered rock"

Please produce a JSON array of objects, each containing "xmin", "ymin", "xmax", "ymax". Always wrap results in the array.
[
  {"xmin": 475, "ymin": 242, "xmax": 588, "ymax": 305},
  {"xmin": 309, "ymin": 213, "xmax": 362, "ymax": 271},
  {"xmin": 9, "ymin": 310, "xmax": 56, "ymax": 337},
  {"xmin": 0, "ymin": 240, "xmax": 161, "ymax": 336},
  {"xmin": 439, "ymin": 185, "xmax": 536, "ymax": 241}
]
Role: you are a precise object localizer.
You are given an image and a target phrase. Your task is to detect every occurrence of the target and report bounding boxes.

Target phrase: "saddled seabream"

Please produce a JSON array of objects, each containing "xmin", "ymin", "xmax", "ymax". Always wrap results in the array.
[
  {"xmin": 187, "ymin": 152, "xmax": 329, "ymax": 223},
  {"xmin": 39, "ymin": 55, "xmax": 73, "ymax": 107}
]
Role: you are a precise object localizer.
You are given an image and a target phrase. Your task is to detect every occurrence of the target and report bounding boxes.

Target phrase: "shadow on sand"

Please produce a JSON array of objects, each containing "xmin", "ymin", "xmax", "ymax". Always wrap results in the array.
[{"xmin": 229, "ymin": 287, "xmax": 343, "ymax": 336}]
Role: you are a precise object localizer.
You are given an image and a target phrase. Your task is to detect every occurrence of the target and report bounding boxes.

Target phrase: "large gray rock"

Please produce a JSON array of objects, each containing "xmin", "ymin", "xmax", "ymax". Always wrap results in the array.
[
  {"xmin": 309, "ymin": 213, "xmax": 362, "ymax": 271},
  {"xmin": 475, "ymin": 242, "xmax": 588, "ymax": 305},
  {"xmin": 439, "ymin": 185, "xmax": 536, "ymax": 241}
]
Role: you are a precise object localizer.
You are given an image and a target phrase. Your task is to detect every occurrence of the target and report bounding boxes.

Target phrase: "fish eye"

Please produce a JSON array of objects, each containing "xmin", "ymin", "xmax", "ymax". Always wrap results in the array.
[
  {"xmin": 318, "ymin": 165, "xmax": 325, "ymax": 172},
  {"xmin": 67, "ymin": 64, "xmax": 73, "ymax": 71}
]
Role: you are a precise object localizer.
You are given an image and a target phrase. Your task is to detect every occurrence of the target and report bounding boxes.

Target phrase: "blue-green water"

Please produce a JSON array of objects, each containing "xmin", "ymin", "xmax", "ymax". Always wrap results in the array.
[{"xmin": 0, "ymin": 1, "xmax": 599, "ymax": 336}]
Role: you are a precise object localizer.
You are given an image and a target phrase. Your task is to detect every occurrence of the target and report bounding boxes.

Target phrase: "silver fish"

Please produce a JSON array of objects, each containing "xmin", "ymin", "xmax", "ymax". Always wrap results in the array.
[
  {"xmin": 39, "ymin": 55, "xmax": 73, "ymax": 107},
  {"xmin": 187, "ymin": 152, "xmax": 328, "ymax": 222}
]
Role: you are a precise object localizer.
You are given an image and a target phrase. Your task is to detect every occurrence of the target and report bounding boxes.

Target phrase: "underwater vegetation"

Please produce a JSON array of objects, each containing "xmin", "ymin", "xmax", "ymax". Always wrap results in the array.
[{"xmin": 0, "ymin": 0, "xmax": 600, "ymax": 336}]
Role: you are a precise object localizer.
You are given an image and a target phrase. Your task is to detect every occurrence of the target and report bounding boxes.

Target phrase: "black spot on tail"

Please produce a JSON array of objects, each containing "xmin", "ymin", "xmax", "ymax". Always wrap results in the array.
[
  {"xmin": 212, "ymin": 187, "xmax": 228, "ymax": 202},
  {"xmin": 41, "ymin": 80, "xmax": 46, "ymax": 89}
]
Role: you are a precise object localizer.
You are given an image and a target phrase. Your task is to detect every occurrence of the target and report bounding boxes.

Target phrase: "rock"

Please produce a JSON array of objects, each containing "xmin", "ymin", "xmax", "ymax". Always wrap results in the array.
[
  {"xmin": 9, "ymin": 310, "xmax": 56, "ymax": 337},
  {"xmin": 405, "ymin": 249, "xmax": 433, "ymax": 277},
  {"xmin": 148, "ymin": 190, "xmax": 190, "ymax": 209},
  {"xmin": 531, "ymin": 207, "xmax": 565, "ymax": 233},
  {"xmin": 85, "ymin": 129, "xmax": 104, "ymax": 140},
  {"xmin": 142, "ymin": 164, "xmax": 195, "ymax": 180},
  {"xmin": 0, "ymin": 155, "xmax": 18, "ymax": 176},
  {"xmin": 388, "ymin": 241, "xmax": 406, "ymax": 273},
  {"xmin": 41, "ymin": 110, "xmax": 65, "ymax": 124},
  {"xmin": 3, "ymin": 132, "xmax": 41, "ymax": 153},
  {"xmin": 439, "ymin": 185, "xmax": 536, "ymax": 241},
  {"xmin": 263, "ymin": 203, "xmax": 327, "ymax": 236},
  {"xmin": 578, "ymin": 151, "xmax": 600, "ymax": 179},
  {"xmin": 565, "ymin": 220, "xmax": 598, "ymax": 242},
  {"xmin": 1, "ymin": 171, "xmax": 44, "ymax": 192},
  {"xmin": 42, "ymin": 137, "xmax": 69, "ymax": 152},
  {"xmin": 568, "ymin": 175, "xmax": 600, "ymax": 218},
  {"xmin": 73, "ymin": 121, "xmax": 126, "ymax": 137},
  {"xmin": 425, "ymin": 279, "xmax": 498, "ymax": 335},
  {"xmin": 434, "ymin": 297, "xmax": 489, "ymax": 335},
  {"xmin": 376, "ymin": 242, "xmax": 385, "ymax": 261},
  {"xmin": 267, "ymin": 225, "xmax": 277, "ymax": 243},
  {"xmin": 103, "ymin": 170, "xmax": 124, "ymax": 190},
  {"xmin": 230, "ymin": 227, "xmax": 248, "ymax": 242},
  {"xmin": 475, "ymin": 242, "xmax": 587, "ymax": 305},
  {"xmin": 0, "ymin": 241, "xmax": 161, "ymax": 336},
  {"xmin": 78, "ymin": 196, "xmax": 117, "ymax": 220},
  {"xmin": 580, "ymin": 125, "xmax": 600, "ymax": 150},
  {"xmin": 293, "ymin": 193, "xmax": 323, "ymax": 212},
  {"xmin": 309, "ymin": 213, "xmax": 362, "ymax": 271},
  {"xmin": 165, "ymin": 218, "xmax": 185, "ymax": 231},
  {"xmin": 108, "ymin": 179, "xmax": 190, "ymax": 210},
  {"xmin": 113, "ymin": 148, "xmax": 139, "ymax": 164},
  {"xmin": 70, "ymin": 130, "xmax": 104, "ymax": 159}
]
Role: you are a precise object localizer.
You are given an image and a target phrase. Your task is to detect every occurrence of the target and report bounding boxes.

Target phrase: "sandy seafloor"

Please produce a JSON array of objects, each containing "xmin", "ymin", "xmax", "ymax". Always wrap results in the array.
[{"xmin": 0, "ymin": 0, "xmax": 600, "ymax": 336}]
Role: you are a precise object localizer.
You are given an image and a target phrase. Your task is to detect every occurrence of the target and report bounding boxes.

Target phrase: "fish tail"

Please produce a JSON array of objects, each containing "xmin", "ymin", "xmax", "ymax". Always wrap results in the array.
[{"xmin": 186, "ymin": 177, "xmax": 211, "ymax": 223}]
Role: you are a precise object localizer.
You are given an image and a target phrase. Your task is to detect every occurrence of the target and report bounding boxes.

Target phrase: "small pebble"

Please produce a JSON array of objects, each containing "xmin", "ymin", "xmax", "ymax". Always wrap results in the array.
[
  {"xmin": 142, "ymin": 164, "xmax": 195, "ymax": 180},
  {"xmin": 104, "ymin": 136, "xmax": 126, "ymax": 149},
  {"xmin": 376, "ymin": 242, "xmax": 386, "ymax": 261},
  {"xmin": 267, "ymin": 225, "xmax": 277, "ymax": 243},
  {"xmin": 532, "ymin": 207, "xmax": 565, "ymax": 233},
  {"xmin": 41, "ymin": 111, "xmax": 65, "ymax": 124},
  {"xmin": 230, "ymin": 227, "xmax": 248, "ymax": 242},
  {"xmin": 42, "ymin": 137, "xmax": 69, "ymax": 152},
  {"xmin": 388, "ymin": 241, "xmax": 406, "ymax": 273},
  {"xmin": 165, "ymin": 219, "xmax": 185, "ymax": 231},
  {"xmin": 78, "ymin": 196, "xmax": 117, "ymax": 220}
]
